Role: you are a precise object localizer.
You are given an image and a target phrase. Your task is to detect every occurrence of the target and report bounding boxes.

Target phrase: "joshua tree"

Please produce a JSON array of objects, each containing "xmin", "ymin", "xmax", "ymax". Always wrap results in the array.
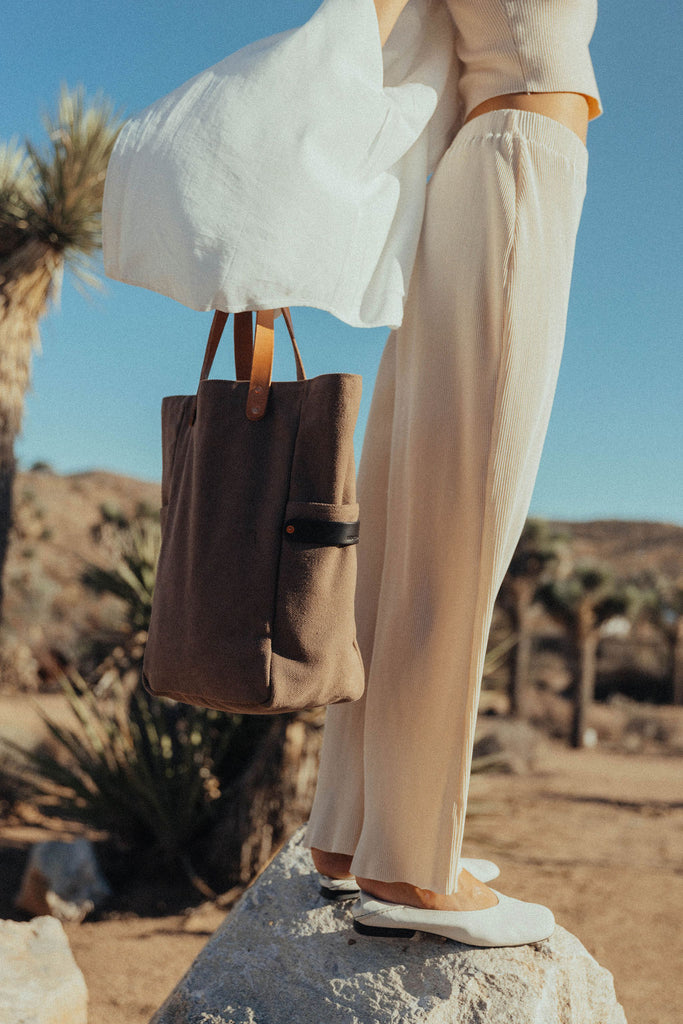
[
  {"xmin": 0, "ymin": 86, "xmax": 122, "ymax": 618},
  {"xmin": 536, "ymin": 565, "xmax": 630, "ymax": 748},
  {"xmin": 498, "ymin": 518, "xmax": 568, "ymax": 718},
  {"xmin": 631, "ymin": 579, "xmax": 683, "ymax": 705},
  {"xmin": 655, "ymin": 587, "xmax": 683, "ymax": 705}
]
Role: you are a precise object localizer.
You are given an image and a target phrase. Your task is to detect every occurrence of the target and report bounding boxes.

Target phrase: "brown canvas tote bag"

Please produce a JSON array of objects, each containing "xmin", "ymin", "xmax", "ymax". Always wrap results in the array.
[{"xmin": 142, "ymin": 307, "xmax": 365, "ymax": 713}]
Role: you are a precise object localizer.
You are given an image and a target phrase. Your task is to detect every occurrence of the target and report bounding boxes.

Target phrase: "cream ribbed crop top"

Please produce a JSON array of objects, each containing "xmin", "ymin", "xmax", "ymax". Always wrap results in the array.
[{"xmin": 446, "ymin": 0, "xmax": 601, "ymax": 119}]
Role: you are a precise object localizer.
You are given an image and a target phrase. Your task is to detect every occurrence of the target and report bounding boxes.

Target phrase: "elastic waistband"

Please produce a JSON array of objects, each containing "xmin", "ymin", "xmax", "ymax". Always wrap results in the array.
[{"xmin": 454, "ymin": 107, "xmax": 589, "ymax": 169}]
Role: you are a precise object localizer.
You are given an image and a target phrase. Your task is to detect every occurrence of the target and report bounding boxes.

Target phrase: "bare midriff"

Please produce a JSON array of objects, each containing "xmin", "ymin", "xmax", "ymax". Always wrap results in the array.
[
  {"xmin": 465, "ymin": 92, "xmax": 590, "ymax": 143},
  {"xmin": 371, "ymin": 1, "xmax": 591, "ymax": 143}
]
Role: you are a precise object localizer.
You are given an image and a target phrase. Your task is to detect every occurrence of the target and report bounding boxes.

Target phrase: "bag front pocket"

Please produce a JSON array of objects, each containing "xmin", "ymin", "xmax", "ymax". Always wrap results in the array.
[{"xmin": 270, "ymin": 500, "xmax": 364, "ymax": 709}]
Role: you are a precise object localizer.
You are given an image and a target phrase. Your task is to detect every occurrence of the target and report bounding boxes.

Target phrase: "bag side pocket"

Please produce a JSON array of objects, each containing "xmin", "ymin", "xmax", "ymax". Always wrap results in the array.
[{"xmin": 270, "ymin": 500, "xmax": 364, "ymax": 710}]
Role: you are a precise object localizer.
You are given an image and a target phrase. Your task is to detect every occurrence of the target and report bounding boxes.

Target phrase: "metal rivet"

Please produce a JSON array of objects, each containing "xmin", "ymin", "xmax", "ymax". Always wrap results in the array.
[
  {"xmin": 286, "ymin": 525, "xmax": 295, "ymax": 534},
  {"xmin": 251, "ymin": 406, "xmax": 260, "ymax": 415},
  {"xmin": 254, "ymin": 385, "xmax": 262, "ymax": 393}
]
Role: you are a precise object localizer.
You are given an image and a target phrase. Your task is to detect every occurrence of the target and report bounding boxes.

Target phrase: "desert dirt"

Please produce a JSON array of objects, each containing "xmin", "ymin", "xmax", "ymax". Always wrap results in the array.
[
  {"xmin": 1, "ymin": 736, "xmax": 681, "ymax": 1024},
  {"xmin": 2, "ymin": 472, "xmax": 682, "ymax": 1022}
]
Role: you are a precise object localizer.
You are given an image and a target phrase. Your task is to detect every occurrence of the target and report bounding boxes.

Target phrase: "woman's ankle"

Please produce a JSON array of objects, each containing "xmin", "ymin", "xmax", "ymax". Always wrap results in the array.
[{"xmin": 311, "ymin": 847, "xmax": 354, "ymax": 879}]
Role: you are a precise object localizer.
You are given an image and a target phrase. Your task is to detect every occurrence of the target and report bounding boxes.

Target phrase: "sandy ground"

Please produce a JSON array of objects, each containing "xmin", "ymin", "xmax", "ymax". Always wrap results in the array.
[
  {"xmin": 3, "ymin": 738, "xmax": 682, "ymax": 1024},
  {"xmin": 463, "ymin": 743, "xmax": 683, "ymax": 1024}
]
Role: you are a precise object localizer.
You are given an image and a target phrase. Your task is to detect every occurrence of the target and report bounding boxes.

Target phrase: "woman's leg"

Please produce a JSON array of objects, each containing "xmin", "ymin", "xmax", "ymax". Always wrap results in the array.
[
  {"xmin": 308, "ymin": 102, "xmax": 590, "ymax": 907},
  {"xmin": 306, "ymin": 332, "xmax": 399, "ymax": 875}
]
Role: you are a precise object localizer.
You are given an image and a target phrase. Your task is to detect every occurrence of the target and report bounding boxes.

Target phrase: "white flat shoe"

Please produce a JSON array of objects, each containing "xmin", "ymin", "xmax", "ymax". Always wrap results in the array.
[
  {"xmin": 318, "ymin": 875, "xmax": 362, "ymax": 900},
  {"xmin": 318, "ymin": 858, "xmax": 500, "ymax": 901},
  {"xmin": 352, "ymin": 890, "xmax": 555, "ymax": 948}
]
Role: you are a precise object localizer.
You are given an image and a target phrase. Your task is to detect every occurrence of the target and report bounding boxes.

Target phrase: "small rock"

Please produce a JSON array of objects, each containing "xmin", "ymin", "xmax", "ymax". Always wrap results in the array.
[
  {"xmin": 0, "ymin": 916, "xmax": 87, "ymax": 1024},
  {"xmin": 16, "ymin": 838, "xmax": 111, "ymax": 923},
  {"xmin": 151, "ymin": 827, "xmax": 627, "ymax": 1024}
]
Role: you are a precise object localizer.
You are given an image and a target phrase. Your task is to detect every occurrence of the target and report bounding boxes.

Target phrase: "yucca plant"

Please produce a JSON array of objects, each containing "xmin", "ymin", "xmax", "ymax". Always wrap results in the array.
[
  {"xmin": 82, "ymin": 513, "xmax": 161, "ymax": 631},
  {"xmin": 1, "ymin": 669, "xmax": 242, "ymax": 894},
  {"xmin": 0, "ymin": 86, "xmax": 123, "ymax": 618}
]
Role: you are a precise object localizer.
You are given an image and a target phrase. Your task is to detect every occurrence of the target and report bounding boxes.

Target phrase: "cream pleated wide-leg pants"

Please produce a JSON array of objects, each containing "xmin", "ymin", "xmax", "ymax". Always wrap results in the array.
[{"xmin": 304, "ymin": 107, "xmax": 589, "ymax": 894}]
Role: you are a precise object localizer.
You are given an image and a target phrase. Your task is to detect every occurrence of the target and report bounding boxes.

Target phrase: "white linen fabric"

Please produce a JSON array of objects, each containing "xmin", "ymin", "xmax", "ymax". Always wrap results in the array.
[{"xmin": 102, "ymin": 0, "xmax": 600, "ymax": 330}]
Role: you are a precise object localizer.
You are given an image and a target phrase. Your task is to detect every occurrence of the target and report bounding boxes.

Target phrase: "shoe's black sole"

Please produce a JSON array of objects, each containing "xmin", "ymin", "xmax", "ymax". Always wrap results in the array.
[
  {"xmin": 319, "ymin": 885, "xmax": 360, "ymax": 901},
  {"xmin": 353, "ymin": 920, "xmax": 416, "ymax": 938}
]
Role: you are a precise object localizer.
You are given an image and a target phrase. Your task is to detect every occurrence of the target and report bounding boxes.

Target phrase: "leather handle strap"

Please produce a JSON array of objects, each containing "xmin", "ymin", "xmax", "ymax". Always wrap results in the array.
[
  {"xmin": 199, "ymin": 310, "xmax": 255, "ymax": 383},
  {"xmin": 247, "ymin": 308, "xmax": 312, "ymax": 419},
  {"xmin": 235, "ymin": 311, "xmax": 255, "ymax": 380},
  {"xmin": 246, "ymin": 309, "xmax": 275, "ymax": 421},
  {"xmin": 196, "ymin": 307, "xmax": 306, "ymax": 423},
  {"xmin": 198, "ymin": 308, "xmax": 305, "ymax": 381},
  {"xmin": 280, "ymin": 308, "xmax": 306, "ymax": 382}
]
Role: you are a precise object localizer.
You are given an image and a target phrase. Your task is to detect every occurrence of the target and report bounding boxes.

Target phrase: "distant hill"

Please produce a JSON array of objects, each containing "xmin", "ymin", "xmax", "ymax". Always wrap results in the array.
[
  {"xmin": 1, "ymin": 468, "xmax": 681, "ymax": 692},
  {"xmin": 2, "ymin": 469, "xmax": 160, "ymax": 689},
  {"xmin": 547, "ymin": 519, "xmax": 683, "ymax": 583}
]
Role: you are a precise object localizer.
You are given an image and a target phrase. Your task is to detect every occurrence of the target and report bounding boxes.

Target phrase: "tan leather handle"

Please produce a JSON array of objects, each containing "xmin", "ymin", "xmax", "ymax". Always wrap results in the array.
[
  {"xmin": 199, "ymin": 310, "xmax": 255, "ymax": 383},
  {"xmin": 246, "ymin": 310, "xmax": 275, "ymax": 421},
  {"xmin": 247, "ymin": 309, "xmax": 307, "ymax": 420},
  {"xmin": 194, "ymin": 308, "xmax": 306, "ymax": 423},
  {"xmin": 198, "ymin": 308, "xmax": 305, "ymax": 384},
  {"xmin": 280, "ymin": 308, "xmax": 306, "ymax": 381}
]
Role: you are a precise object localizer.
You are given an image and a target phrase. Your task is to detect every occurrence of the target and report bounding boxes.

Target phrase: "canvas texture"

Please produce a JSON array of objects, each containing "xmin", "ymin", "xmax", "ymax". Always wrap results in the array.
[{"xmin": 142, "ymin": 327, "xmax": 365, "ymax": 713}]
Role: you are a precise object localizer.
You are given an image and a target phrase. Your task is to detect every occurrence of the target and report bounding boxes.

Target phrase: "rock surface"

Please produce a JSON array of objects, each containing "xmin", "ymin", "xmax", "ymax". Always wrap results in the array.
[
  {"xmin": 151, "ymin": 827, "xmax": 627, "ymax": 1024},
  {"xmin": 0, "ymin": 916, "xmax": 88, "ymax": 1024},
  {"xmin": 16, "ymin": 838, "xmax": 111, "ymax": 922}
]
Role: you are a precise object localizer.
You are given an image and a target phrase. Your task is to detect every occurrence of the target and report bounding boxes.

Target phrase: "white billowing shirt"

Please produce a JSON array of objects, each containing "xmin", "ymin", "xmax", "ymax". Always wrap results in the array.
[
  {"xmin": 102, "ymin": 0, "xmax": 601, "ymax": 330},
  {"xmin": 102, "ymin": 0, "xmax": 460, "ymax": 329}
]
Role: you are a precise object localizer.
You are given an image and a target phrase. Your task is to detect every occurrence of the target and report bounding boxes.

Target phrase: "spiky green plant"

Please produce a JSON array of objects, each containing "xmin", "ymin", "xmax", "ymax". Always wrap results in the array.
[
  {"xmin": 0, "ymin": 669, "xmax": 244, "ymax": 893},
  {"xmin": 82, "ymin": 514, "xmax": 161, "ymax": 631},
  {"xmin": 0, "ymin": 86, "xmax": 123, "ymax": 617}
]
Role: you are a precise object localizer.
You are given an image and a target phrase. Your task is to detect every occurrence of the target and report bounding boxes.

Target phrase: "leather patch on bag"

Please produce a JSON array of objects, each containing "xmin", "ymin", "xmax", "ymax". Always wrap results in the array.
[{"xmin": 284, "ymin": 518, "xmax": 360, "ymax": 547}]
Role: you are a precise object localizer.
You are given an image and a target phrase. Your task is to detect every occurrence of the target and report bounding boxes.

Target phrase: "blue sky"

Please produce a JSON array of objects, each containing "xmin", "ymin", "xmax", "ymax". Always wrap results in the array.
[{"xmin": 2, "ymin": 1, "xmax": 682, "ymax": 524}]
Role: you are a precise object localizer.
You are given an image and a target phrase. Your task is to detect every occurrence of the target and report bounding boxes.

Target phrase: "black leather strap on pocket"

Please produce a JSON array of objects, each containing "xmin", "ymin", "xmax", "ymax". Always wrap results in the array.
[{"xmin": 284, "ymin": 518, "xmax": 360, "ymax": 547}]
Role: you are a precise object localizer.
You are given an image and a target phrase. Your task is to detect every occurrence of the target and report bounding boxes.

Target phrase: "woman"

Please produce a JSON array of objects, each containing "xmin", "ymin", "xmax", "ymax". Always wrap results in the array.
[
  {"xmin": 305, "ymin": 0, "xmax": 602, "ymax": 946},
  {"xmin": 103, "ymin": 0, "xmax": 601, "ymax": 950}
]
